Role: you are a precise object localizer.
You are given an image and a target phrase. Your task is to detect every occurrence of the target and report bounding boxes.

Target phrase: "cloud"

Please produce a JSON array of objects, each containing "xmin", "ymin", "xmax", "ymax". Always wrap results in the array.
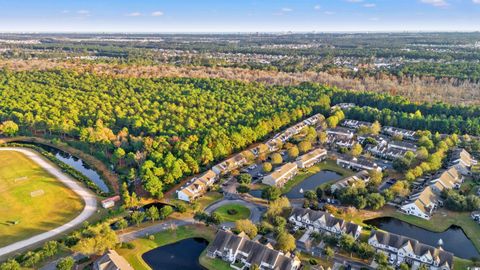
[
  {"xmin": 363, "ymin": 3, "xmax": 376, "ymax": 8},
  {"xmin": 274, "ymin": 7, "xmax": 293, "ymax": 16},
  {"xmin": 473, "ymin": 0, "xmax": 480, "ymax": 4},
  {"xmin": 324, "ymin": 11, "xmax": 336, "ymax": 15},
  {"xmin": 369, "ymin": 17, "xmax": 380, "ymax": 21},
  {"xmin": 151, "ymin": 11, "xmax": 164, "ymax": 16},
  {"xmin": 77, "ymin": 10, "xmax": 90, "ymax": 15},
  {"xmin": 347, "ymin": 0, "xmax": 364, "ymax": 2},
  {"xmin": 314, "ymin": 5, "xmax": 321, "ymax": 10},
  {"xmin": 61, "ymin": 10, "xmax": 69, "ymax": 14},
  {"xmin": 126, "ymin": 12, "xmax": 142, "ymax": 17},
  {"xmin": 420, "ymin": 0, "xmax": 449, "ymax": 7},
  {"xmin": 281, "ymin": 7, "xmax": 293, "ymax": 12}
]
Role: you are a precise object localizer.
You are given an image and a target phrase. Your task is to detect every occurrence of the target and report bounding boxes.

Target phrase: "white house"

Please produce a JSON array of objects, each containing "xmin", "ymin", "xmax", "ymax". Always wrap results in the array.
[
  {"xmin": 288, "ymin": 208, "xmax": 362, "ymax": 239},
  {"xmin": 368, "ymin": 230, "xmax": 454, "ymax": 270},
  {"xmin": 296, "ymin": 148, "xmax": 327, "ymax": 169},
  {"xmin": 177, "ymin": 170, "xmax": 218, "ymax": 202},
  {"xmin": 207, "ymin": 230, "xmax": 301, "ymax": 270},
  {"xmin": 262, "ymin": 162, "xmax": 298, "ymax": 187},
  {"xmin": 336, "ymin": 155, "xmax": 382, "ymax": 172},
  {"xmin": 400, "ymin": 186, "xmax": 439, "ymax": 220}
]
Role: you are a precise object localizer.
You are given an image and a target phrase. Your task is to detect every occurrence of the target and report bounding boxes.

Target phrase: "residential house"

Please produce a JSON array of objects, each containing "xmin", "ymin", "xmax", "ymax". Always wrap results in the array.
[
  {"xmin": 382, "ymin": 126, "xmax": 416, "ymax": 140},
  {"xmin": 342, "ymin": 119, "xmax": 373, "ymax": 130},
  {"xmin": 336, "ymin": 155, "xmax": 382, "ymax": 172},
  {"xmin": 177, "ymin": 170, "xmax": 218, "ymax": 202},
  {"xmin": 207, "ymin": 230, "xmax": 301, "ymax": 270},
  {"xmin": 326, "ymin": 127, "xmax": 355, "ymax": 139},
  {"xmin": 93, "ymin": 250, "xmax": 134, "ymax": 270},
  {"xmin": 288, "ymin": 208, "xmax": 362, "ymax": 239},
  {"xmin": 262, "ymin": 162, "xmax": 298, "ymax": 187},
  {"xmin": 429, "ymin": 167, "xmax": 463, "ymax": 193},
  {"xmin": 450, "ymin": 148, "xmax": 477, "ymax": 176},
  {"xmin": 400, "ymin": 186, "xmax": 440, "ymax": 219},
  {"xmin": 368, "ymin": 230, "xmax": 454, "ymax": 270},
  {"xmin": 367, "ymin": 139, "xmax": 408, "ymax": 160},
  {"xmin": 389, "ymin": 140, "xmax": 418, "ymax": 152},
  {"xmin": 401, "ymin": 166, "xmax": 462, "ymax": 219},
  {"xmin": 296, "ymin": 148, "xmax": 328, "ymax": 169},
  {"xmin": 212, "ymin": 154, "xmax": 248, "ymax": 175},
  {"xmin": 331, "ymin": 103, "xmax": 356, "ymax": 111},
  {"xmin": 330, "ymin": 170, "xmax": 370, "ymax": 193}
]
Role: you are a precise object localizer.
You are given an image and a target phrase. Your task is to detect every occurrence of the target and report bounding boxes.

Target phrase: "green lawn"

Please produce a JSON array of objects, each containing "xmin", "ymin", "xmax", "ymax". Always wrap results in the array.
[
  {"xmin": 213, "ymin": 203, "xmax": 251, "ymax": 222},
  {"xmin": 281, "ymin": 159, "xmax": 354, "ymax": 193},
  {"xmin": 199, "ymin": 250, "xmax": 233, "ymax": 270},
  {"xmin": 0, "ymin": 150, "xmax": 84, "ymax": 247},
  {"xmin": 117, "ymin": 224, "xmax": 216, "ymax": 270}
]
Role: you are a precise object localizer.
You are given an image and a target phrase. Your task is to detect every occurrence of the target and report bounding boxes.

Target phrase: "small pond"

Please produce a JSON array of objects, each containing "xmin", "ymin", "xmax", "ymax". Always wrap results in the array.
[
  {"xmin": 285, "ymin": 170, "xmax": 342, "ymax": 199},
  {"xmin": 142, "ymin": 238, "xmax": 209, "ymax": 270},
  {"xmin": 249, "ymin": 189, "xmax": 263, "ymax": 198},
  {"xmin": 17, "ymin": 142, "xmax": 109, "ymax": 193},
  {"xmin": 365, "ymin": 217, "xmax": 480, "ymax": 260}
]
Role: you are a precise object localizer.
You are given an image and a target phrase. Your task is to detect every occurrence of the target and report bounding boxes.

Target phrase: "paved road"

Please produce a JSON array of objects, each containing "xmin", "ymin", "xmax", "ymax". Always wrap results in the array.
[
  {"xmin": 204, "ymin": 198, "xmax": 266, "ymax": 227},
  {"xmin": 119, "ymin": 218, "xmax": 196, "ymax": 242},
  {"xmin": 0, "ymin": 148, "xmax": 98, "ymax": 257}
]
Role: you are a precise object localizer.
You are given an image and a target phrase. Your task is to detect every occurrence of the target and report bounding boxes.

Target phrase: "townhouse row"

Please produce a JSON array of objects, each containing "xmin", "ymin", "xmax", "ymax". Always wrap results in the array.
[{"xmin": 177, "ymin": 113, "xmax": 324, "ymax": 202}]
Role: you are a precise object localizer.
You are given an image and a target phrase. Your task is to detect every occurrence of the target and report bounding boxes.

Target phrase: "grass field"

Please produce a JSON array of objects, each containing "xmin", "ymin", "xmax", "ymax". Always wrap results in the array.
[
  {"xmin": 0, "ymin": 150, "xmax": 84, "ymax": 247},
  {"xmin": 213, "ymin": 203, "xmax": 251, "ymax": 222},
  {"xmin": 117, "ymin": 224, "xmax": 217, "ymax": 270}
]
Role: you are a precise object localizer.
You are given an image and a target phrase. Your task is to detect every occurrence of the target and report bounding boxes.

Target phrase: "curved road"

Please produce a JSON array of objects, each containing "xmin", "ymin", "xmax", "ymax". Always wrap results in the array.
[
  {"xmin": 0, "ymin": 148, "xmax": 97, "ymax": 257},
  {"xmin": 204, "ymin": 198, "xmax": 266, "ymax": 227}
]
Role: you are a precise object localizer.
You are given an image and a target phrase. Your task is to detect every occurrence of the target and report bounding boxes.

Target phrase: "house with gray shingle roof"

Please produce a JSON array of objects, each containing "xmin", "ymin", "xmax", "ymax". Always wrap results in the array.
[
  {"xmin": 207, "ymin": 230, "xmax": 301, "ymax": 270},
  {"xmin": 288, "ymin": 208, "xmax": 362, "ymax": 239},
  {"xmin": 368, "ymin": 230, "xmax": 454, "ymax": 270}
]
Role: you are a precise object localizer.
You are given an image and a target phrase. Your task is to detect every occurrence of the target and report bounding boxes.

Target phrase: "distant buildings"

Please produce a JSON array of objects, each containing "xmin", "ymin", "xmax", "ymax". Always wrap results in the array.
[
  {"xmin": 93, "ymin": 250, "xmax": 134, "ymax": 270},
  {"xmin": 296, "ymin": 148, "xmax": 327, "ymax": 169},
  {"xmin": 288, "ymin": 207, "xmax": 362, "ymax": 239},
  {"xmin": 262, "ymin": 162, "xmax": 298, "ymax": 187},
  {"xmin": 177, "ymin": 170, "xmax": 218, "ymax": 202},
  {"xmin": 368, "ymin": 230, "xmax": 454, "ymax": 270},
  {"xmin": 336, "ymin": 155, "xmax": 382, "ymax": 172},
  {"xmin": 382, "ymin": 126, "xmax": 416, "ymax": 140},
  {"xmin": 207, "ymin": 230, "xmax": 301, "ymax": 270},
  {"xmin": 367, "ymin": 138, "xmax": 417, "ymax": 160}
]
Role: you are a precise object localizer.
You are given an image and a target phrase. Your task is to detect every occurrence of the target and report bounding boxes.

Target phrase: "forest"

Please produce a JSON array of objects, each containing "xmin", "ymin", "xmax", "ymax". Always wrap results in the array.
[
  {"xmin": 0, "ymin": 69, "xmax": 330, "ymax": 197},
  {"xmin": 1, "ymin": 69, "xmax": 480, "ymax": 198}
]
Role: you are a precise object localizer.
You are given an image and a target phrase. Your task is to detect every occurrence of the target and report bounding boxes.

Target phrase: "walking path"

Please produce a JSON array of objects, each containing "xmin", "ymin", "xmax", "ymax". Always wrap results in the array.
[
  {"xmin": 119, "ymin": 218, "xmax": 196, "ymax": 242},
  {"xmin": 0, "ymin": 148, "xmax": 97, "ymax": 257}
]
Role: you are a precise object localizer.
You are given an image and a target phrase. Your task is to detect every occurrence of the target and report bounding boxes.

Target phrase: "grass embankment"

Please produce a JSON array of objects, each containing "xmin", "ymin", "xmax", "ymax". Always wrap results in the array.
[
  {"xmin": 0, "ymin": 150, "xmax": 84, "ymax": 247},
  {"xmin": 0, "ymin": 136, "xmax": 119, "ymax": 194},
  {"xmin": 281, "ymin": 159, "xmax": 354, "ymax": 193},
  {"xmin": 199, "ymin": 249, "xmax": 233, "ymax": 270},
  {"xmin": 213, "ymin": 203, "xmax": 251, "ymax": 222},
  {"xmin": 116, "ymin": 224, "xmax": 217, "ymax": 270}
]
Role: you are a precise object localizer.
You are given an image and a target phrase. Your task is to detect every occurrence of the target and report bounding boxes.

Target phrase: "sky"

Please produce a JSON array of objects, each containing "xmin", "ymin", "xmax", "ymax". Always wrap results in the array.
[{"xmin": 1, "ymin": 0, "xmax": 480, "ymax": 32}]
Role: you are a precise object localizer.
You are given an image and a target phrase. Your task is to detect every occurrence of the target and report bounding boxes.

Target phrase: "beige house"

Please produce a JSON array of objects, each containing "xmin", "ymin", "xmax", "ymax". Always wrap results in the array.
[
  {"xmin": 177, "ymin": 169, "xmax": 217, "ymax": 202},
  {"xmin": 296, "ymin": 148, "xmax": 327, "ymax": 169},
  {"xmin": 262, "ymin": 162, "xmax": 298, "ymax": 187},
  {"xmin": 93, "ymin": 250, "xmax": 134, "ymax": 270}
]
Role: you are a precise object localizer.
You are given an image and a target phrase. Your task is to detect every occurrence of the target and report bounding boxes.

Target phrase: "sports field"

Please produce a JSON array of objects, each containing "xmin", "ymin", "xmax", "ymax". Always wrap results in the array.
[{"xmin": 0, "ymin": 150, "xmax": 84, "ymax": 247}]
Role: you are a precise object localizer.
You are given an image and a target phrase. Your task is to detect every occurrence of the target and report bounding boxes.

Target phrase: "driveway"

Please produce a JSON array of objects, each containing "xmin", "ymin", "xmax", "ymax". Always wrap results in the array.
[
  {"xmin": 204, "ymin": 198, "xmax": 266, "ymax": 227},
  {"xmin": 0, "ymin": 148, "xmax": 98, "ymax": 257}
]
